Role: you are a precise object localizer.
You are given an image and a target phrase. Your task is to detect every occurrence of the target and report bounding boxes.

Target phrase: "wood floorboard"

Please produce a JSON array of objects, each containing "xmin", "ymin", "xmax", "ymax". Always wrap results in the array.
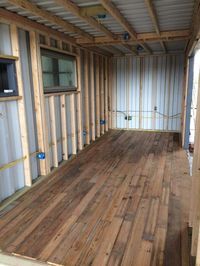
[{"xmin": 0, "ymin": 130, "xmax": 191, "ymax": 266}]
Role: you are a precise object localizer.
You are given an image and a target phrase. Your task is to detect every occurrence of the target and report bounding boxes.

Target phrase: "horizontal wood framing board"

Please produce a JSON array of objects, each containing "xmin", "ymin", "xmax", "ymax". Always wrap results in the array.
[
  {"xmin": 0, "ymin": 96, "xmax": 22, "ymax": 102},
  {"xmin": 0, "ymin": 54, "xmax": 18, "ymax": 60},
  {"xmin": 0, "ymin": 131, "xmax": 191, "ymax": 266},
  {"xmin": 77, "ymin": 30, "xmax": 190, "ymax": 45}
]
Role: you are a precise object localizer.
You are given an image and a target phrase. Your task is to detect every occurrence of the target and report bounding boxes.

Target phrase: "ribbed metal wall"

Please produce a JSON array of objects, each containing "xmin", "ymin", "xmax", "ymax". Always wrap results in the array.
[
  {"xmin": 0, "ymin": 23, "xmax": 25, "ymax": 201},
  {"xmin": 112, "ymin": 54, "xmax": 184, "ymax": 132},
  {"xmin": 45, "ymin": 94, "xmax": 80, "ymax": 167},
  {"xmin": 0, "ymin": 101, "xmax": 25, "ymax": 201}
]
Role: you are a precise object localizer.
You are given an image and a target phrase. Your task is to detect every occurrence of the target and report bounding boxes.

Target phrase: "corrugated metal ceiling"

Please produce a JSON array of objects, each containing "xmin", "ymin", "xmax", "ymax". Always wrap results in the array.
[
  {"xmin": 166, "ymin": 40, "xmax": 187, "ymax": 51},
  {"xmin": 154, "ymin": 0, "xmax": 194, "ymax": 31},
  {"xmin": 147, "ymin": 42, "xmax": 163, "ymax": 53},
  {"xmin": 0, "ymin": 0, "xmax": 195, "ymax": 54}
]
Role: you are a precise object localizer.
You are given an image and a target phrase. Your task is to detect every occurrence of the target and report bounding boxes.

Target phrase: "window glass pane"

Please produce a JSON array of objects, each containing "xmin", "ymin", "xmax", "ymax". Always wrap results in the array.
[
  {"xmin": 58, "ymin": 59, "xmax": 76, "ymax": 87},
  {"xmin": 43, "ymin": 73, "xmax": 54, "ymax": 88},
  {"xmin": 0, "ymin": 63, "xmax": 8, "ymax": 92},
  {"xmin": 0, "ymin": 59, "xmax": 18, "ymax": 97},
  {"xmin": 59, "ymin": 73, "xmax": 73, "ymax": 86},
  {"xmin": 41, "ymin": 55, "xmax": 53, "ymax": 72}
]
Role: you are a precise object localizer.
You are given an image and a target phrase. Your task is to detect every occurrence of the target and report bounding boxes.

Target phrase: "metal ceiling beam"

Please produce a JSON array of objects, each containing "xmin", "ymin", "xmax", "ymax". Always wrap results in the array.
[
  {"xmin": 144, "ymin": 0, "xmax": 167, "ymax": 53},
  {"xmin": 7, "ymin": 0, "xmax": 94, "ymax": 41},
  {"xmin": 100, "ymin": 0, "xmax": 152, "ymax": 54}
]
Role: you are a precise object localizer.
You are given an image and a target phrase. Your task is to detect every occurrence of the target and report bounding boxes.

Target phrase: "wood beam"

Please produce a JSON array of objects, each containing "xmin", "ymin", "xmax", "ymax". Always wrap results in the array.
[
  {"xmin": 102, "ymin": 45, "xmax": 124, "ymax": 55},
  {"xmin": 105, "ymin": 57, "xmax": 109, "ymax": 131},
  {"xmin": 49, "ymin": 96, "xmax": 58, "ymax": 168},
  {"xmin": 101, "ymin": 0, "xmax": 137, "ymax": 38},
  {"xmin": 70, "ymin": 94, "xmax": 77, "ymax": 154},
  {"xmin": 144, "ymin": 0, "xmax": 166, "ymax": 52},
  {"xmin": 7, "ymin": 0, "xmax": 93, "ymax": 41},
  {"xmin": 54, "ymin": 0, "xmax": 116, "ymax": 40},
  {"xmin": 137, "ymin": 30, "xmax": 190, "ymax": 41},
  {"xmin": 10, "ymin": 25, "xmax": 32, "ymax": 187},
  {"xmin": 100, "ymin": 56, "xmax": 105, "ymax": 135},
  {"xmin": 90, "ymin": 52, "xmax": 96, "ymax": 141},
  {"xmin": 78, "ymin": 30, "xmax": 190, "ymax": 46},
  {"xmin": 29, "ymin": 31, "xmax": 50, "ymax": 176},
  {"xmin": 84, "ymin": 50, "xmax": 90, "ymax": 144},
  {"xmin": 186, "ymin": 1, "xmax": 200, "ymax": 56},
  {"xmin": 160, "ymin": 41, "xmax": 167, "ymax": 53},
  {"xmin": 123, "ymin": 44, "xmax": 138, "ymax": 55},
  {"xmin": 60, "ymin": 95, "xmax": 68, "ymax": 161},
  {"xmin": 80, "ymin": 5, "xmax": 106, "ymax": 17},
  {"xmin": 108, "ymin": 58, "xmax": 113, "ymax": 129},
  {"xmin": 191, "ymin": 0, "xmax": 200, "ymax": 33},
  {"xmin": 89, "ymin": 47, "xmax": 113, "ymax": 57},
  {"xmin": 144, "ymin": 0, "xmax": 160, "ymax": 35},
  {"xmin": 76, "ymin": 49, "xmax": 84, "ymax": 151},
  {"xmin": 95, "ymin": 55, "xmax": 101, "ymax": 138},
  {"xmin": 100, "ymin": 0, "xmax": 151, "ymax": 54}
]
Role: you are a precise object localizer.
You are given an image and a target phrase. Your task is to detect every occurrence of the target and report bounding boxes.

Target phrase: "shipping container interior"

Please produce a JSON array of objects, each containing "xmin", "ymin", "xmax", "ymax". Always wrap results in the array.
[{"xmin": 0, "ymin": 0, "xmax": 200, "ymax": 265}]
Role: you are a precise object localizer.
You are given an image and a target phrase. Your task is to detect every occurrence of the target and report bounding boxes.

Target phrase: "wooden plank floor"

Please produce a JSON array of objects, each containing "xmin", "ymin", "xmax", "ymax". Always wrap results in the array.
[{"xmin": 0, "ymin": 130, "xmax": 191, "ymax": 266}]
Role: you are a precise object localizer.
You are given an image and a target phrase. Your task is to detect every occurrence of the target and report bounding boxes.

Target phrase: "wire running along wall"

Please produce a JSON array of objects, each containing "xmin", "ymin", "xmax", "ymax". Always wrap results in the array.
[{"xmin": 112, "ymin": 55, "xmax": 184, "ymax": 132}]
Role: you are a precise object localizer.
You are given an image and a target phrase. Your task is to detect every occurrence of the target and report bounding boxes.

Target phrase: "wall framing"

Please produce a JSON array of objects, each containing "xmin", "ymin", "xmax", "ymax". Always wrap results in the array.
[{"xmin": 0, "ymin": 15, "xmax": 110, "ymax": 204}]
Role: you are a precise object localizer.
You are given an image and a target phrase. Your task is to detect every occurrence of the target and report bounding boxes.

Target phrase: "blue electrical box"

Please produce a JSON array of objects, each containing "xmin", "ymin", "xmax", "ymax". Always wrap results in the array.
[
  {"xmin": 123, "ymin": 32, "xmax": 130, "ymax": 40},
  {"xmin": 37, "ymin": 152, "xmax": 45, "ymax": 160},
  {"xmin": 100, "ymin": 120, "xmax": 106, "ymax": 125}
]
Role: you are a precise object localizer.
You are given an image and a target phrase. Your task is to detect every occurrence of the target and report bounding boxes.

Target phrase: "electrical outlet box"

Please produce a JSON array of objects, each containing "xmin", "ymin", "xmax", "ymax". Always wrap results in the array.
[
  {"xmin": 37, "ymin": 152, "xmax": 45, "ymax": 160},
  {"xmin": 125, "ymin": 116, "xmax": 132, "ymax": 120},
  {"xmin": 100, "ymin": 120, "xmax": 106, "ymax": 125}
]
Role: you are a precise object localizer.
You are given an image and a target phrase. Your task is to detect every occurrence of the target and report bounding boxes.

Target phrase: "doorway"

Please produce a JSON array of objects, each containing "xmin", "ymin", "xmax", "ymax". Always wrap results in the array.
[{"xmin": 184, "ymin": 49, "xmax": 200, "ymax": 150}]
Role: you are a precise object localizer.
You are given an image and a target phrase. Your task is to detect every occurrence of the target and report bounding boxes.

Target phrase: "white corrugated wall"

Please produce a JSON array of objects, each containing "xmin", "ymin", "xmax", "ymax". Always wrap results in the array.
[
  {"xmin": 0, "ymin": 23, "xmax": 25, "ymax": 201},
  {"xmin": 112, "ymin": 54, "xmax": 184, "ymax": 132}
]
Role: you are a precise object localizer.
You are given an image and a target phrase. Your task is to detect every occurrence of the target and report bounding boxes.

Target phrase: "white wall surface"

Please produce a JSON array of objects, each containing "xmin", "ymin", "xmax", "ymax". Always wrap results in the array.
[{"xmin": 112, "ymin": 54, "xmax": 184, "ymax": 132}]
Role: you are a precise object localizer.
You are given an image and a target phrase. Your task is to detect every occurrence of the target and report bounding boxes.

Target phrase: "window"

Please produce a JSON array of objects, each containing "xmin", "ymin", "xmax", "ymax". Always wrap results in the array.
[
  {"xmin": 0, "ymin": 59, "xmax": 18, "ymax": 97},
  {"xmin": 41, "ymin": 49, "xmax": 77, "ymax": 93},
  {"xmin": 39, "ymin": 34, "xmax": 46, "ymax": 45},
  {"xmin": 50, "ymin": 38, "xmax": 58, "ymax": 48}
]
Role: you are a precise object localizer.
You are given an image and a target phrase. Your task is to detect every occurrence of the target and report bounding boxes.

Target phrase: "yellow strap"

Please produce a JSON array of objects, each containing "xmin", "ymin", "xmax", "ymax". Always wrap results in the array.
[{"xmin": 0, "ymin": 156, "xmax": 27, "ymax": 172}]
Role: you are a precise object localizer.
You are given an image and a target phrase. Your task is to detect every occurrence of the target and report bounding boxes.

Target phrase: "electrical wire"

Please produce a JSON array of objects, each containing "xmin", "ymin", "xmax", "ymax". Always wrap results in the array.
[{"xmin": 113, "ymin": 110, "xmax": 181, "ymax": 119}]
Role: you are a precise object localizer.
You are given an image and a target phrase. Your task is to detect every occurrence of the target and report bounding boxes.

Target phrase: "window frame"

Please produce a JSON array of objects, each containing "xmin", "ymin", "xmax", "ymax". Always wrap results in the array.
[
  {"xmin": 0, "ymin": 58, "xmax": 18, "ymax": 97},
  {"xmin": 40, "ymin": 48, "xmax": 78, "ymax": 94}
]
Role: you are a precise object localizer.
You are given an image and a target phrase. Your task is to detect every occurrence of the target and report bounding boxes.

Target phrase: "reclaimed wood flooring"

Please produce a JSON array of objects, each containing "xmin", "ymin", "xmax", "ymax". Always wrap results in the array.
[{"xmin": 0, "ymin": 130, "xmax": 191, "ymax": 266}]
